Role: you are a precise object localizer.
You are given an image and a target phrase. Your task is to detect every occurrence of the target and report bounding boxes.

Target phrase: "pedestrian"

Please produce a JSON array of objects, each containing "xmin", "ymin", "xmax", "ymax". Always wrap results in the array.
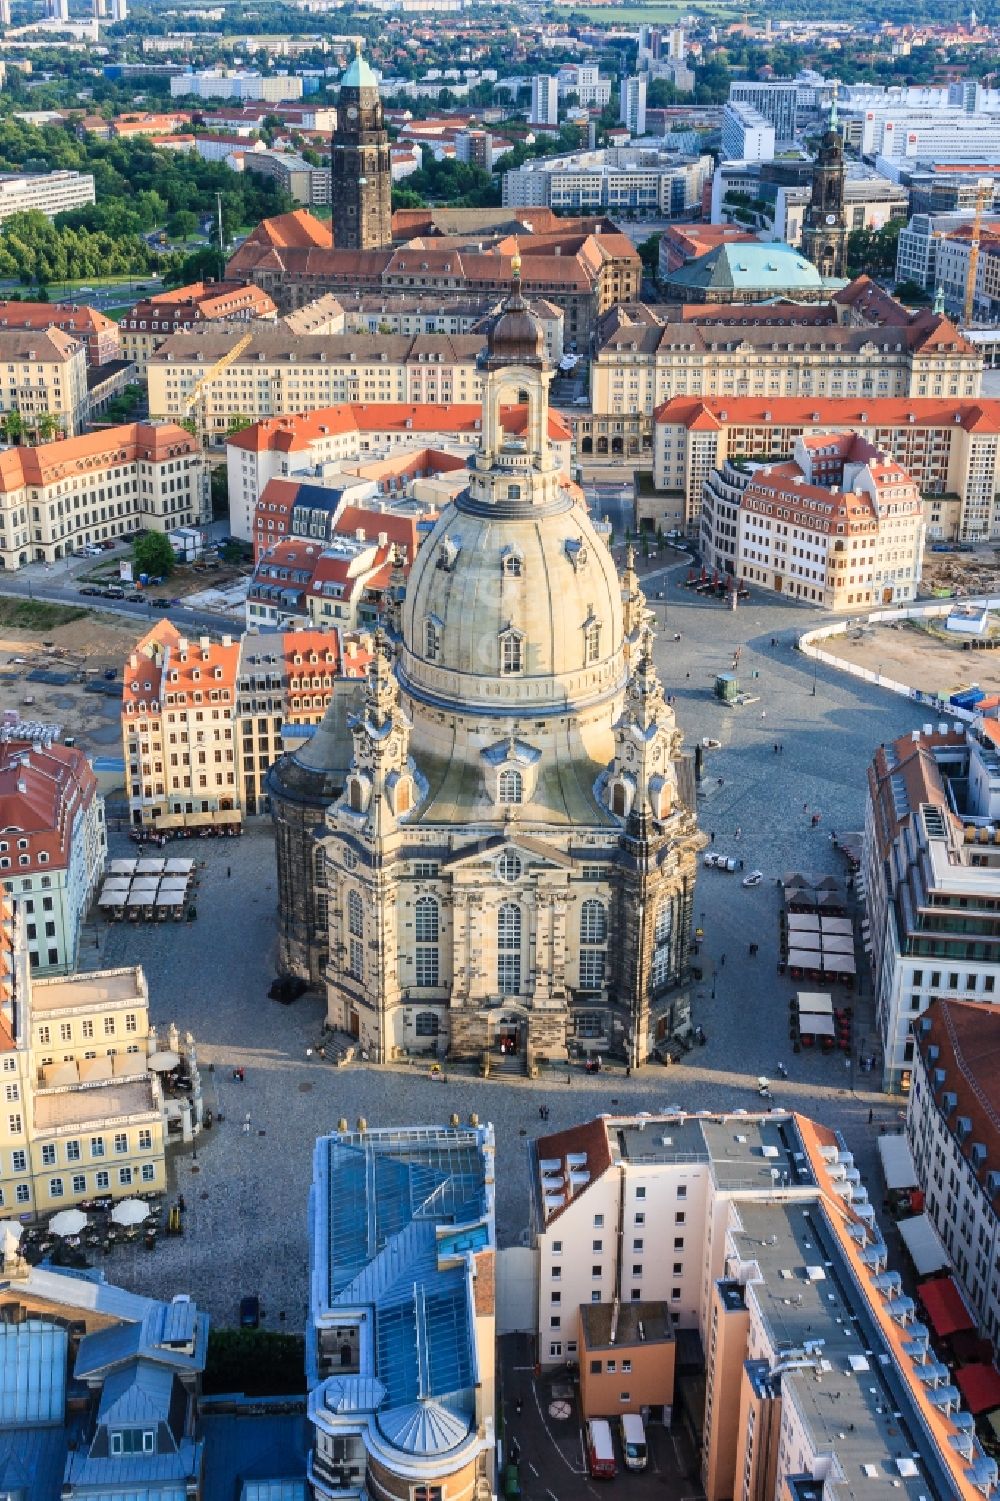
[
  {"xmin": 515, "ymin": 1397, "xmax": 523, "ymax": 1416},
  {"xmin": 760, "ymin": 709, "xmax": 766, "ymax": 720},
  {"xmin": 710, "ymin": 830, "xmax": 715, "ymax": 844},
  {"xmin": 803, "ymin": 803, "xmax": 808, "ymax": 813},
  {"xmin": 626, "ymin": 1064, "xmax": 632, "ymax": 1078},
  {"xmin": 735, "ymin": 825, "xmax": 742, "ymax": 840},
  {"xmin": 238, "ymin": 1066, "xmax": 245, "ymax": 1082},
  {"xmin": 178, "ymin": 1194, "xmax": 186, "ymax": 1213},
  {"xmin": 686, "ymin": 671, "xmax": 690, "ymax": 679},
  {"xmin": 773, "ymin": 743, "xmax": 778, "ymax": 754},
  {"xmin": 868, "ymin": 1107, "xmax": 874, "ymax": 1124},
  {"xmin": 719, "ymin": 953, "xmax": 726, "ymax": 968},
  {"xmin": 227, "ymin": 866, "xmax": 231, "ymax": 878},
  {"xmin": 243, "ymin": 1112, "xmax": 251, "ymax": 1134},
  {"xmin": 232, "ymin": 1067, "xmax": 239, "ymax": 1081},
  {"xmin": 539, "ymin": 1105, "xmax": 546, "ymax": 1121}
]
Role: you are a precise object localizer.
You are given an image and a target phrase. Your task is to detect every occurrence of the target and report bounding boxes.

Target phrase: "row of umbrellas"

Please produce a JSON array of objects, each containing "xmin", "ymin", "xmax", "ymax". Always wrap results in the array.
[{"xmin": 0, "ymin": 1198, "xmax": 153, "ymax": 1241}]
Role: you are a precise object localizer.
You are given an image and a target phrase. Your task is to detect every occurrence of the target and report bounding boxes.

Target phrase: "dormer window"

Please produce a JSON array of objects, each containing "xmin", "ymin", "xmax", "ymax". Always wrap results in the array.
[
  {"xmin": 502, "ymin": 547, "xmax": 522, "ymax": 577},
  {"xmin": 584, "ymin": 619, "xmax": 601, "ymax": 665},
  {"xmin": 424, "ymin": 615, "xmax": 442, "ymax": 662},
  {"xmin": 499, "ymin": 768, "xmax": 523, "ymax": 804}
]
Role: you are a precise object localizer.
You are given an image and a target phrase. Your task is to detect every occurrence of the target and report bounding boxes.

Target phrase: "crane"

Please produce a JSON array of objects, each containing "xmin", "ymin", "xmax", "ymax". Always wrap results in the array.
[
  {"xmin": 963, "ymin": 178, "xmax": 991, "ymax": 328},
  {"xmin": 180, "ymin": 331, "xmax": 254, "ymax": 435}
]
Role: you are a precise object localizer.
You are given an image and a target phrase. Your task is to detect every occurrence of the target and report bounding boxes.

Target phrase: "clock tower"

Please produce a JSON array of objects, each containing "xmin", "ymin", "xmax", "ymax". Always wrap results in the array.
[
  {"xmin": 331, "ymin": 42, "xmax": 392, "ymax": 252},
  {"xmin": 801, "ymin": 91, "xmax": 849, "ymax": 281}
]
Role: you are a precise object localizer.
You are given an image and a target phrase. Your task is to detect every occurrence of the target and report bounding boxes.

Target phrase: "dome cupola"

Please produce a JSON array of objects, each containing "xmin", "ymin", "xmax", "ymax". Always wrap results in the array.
[{"xmin": 482, "ymin": 247, "xmax": 545, "ymax": 369}]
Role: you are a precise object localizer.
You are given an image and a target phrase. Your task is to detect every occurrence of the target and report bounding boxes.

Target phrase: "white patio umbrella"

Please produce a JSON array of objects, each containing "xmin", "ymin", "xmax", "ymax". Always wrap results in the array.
[
  {"xmin": 49, "ymin": 1208, "xmax": 88, "ymax": 1236},
  {"xmin": 111, "ymin": 1199, "xmax": 150, "ymax": 1227},
  {"xmin": 147, "ymin": 1050, "xmax": 180, "ymax": 1072},
  {"xmin": 0, "ymin": 1219, "xmax": 24, "ymax": 1242}
]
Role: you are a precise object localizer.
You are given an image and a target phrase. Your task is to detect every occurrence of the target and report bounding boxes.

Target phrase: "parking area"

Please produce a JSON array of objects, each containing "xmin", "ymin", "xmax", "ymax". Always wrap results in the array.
[{"xmin": 499, "ymin": 1335, "xmax": 704, "ymax": 1501}]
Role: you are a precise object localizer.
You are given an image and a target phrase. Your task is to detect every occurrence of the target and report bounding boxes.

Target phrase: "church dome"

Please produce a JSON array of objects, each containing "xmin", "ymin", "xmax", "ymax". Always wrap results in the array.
[
  {"xmin": 397, "ymin": 492, "xmax": 626, "ymax": 721},
  {"xmin": 481, "ymin": 249, "xmax": 546, "ymax": 368}
]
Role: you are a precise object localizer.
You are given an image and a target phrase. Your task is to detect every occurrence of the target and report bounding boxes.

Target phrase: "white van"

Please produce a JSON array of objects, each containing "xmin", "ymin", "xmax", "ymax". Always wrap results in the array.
[
  {"xmin": 586, "ymin": 1418, "xmax": 617, "ymax": 1479},
  {"xmin": 619, "ymin": 1413, "xmax": 648, "ymax": 1472}
]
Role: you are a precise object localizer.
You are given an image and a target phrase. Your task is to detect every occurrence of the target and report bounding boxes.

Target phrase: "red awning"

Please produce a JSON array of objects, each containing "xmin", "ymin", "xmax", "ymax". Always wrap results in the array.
[
  {"xmin": 956, "ymin": 1364, "xmax": 1000, "ymax": 1416},
  {"xmin": 918, "ymin": 1276, "xmax": 976, "ymax": 1338}
]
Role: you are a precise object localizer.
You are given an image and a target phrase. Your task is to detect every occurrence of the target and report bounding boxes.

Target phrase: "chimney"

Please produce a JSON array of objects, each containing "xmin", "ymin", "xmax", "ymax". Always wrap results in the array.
[{"xmin": 609, "ymin": 1297, "xmax": 619, "ymax": 1346}]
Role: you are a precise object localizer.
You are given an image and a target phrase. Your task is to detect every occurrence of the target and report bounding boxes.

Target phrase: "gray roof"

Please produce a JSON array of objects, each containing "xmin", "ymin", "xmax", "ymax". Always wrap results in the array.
[
  {"xmin": 0, "ymin": 1319, "xmax": 67, "ymax": 1427},
  {"xmin": 201, "ymin": 1411, "xmax": 308, "ymax": 1501},
  {"xmin": 2, "ymin": 1266, "xmax": 159, "ymax": 1324},
  {"xmin": 149, "ymin": 327, "xmax": 486, "ymax": 367},
  {"xmin": 607, "ymin": 1112, "xmax": 814, "ymax": 1193},
  {"xmin": 75, "ymin": 1299, "xmax": 208, "ymax": 1381},
  {"xmin": 0, "ymin": 1424, "xmax": 69, "ymax": 1501}
]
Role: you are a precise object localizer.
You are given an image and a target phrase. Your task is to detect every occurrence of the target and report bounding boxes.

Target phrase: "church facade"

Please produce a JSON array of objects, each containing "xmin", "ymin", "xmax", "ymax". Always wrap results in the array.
[{"xmin": 273, "ymin": 265, "xmax": 705, "ymax": 1069}]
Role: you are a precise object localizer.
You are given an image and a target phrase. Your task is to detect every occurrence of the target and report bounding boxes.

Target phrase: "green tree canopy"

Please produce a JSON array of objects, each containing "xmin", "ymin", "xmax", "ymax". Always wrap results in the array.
[{"xmin": 133, "ymin": 532, "xmax": 176, "ymax": 579}]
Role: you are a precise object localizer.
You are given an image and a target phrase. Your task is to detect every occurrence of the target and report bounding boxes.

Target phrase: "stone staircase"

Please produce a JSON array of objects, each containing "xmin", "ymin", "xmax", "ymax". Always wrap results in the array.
[{"xmin": 485, "ymin": 1048, "xmax": 528, "ymax": 1078}]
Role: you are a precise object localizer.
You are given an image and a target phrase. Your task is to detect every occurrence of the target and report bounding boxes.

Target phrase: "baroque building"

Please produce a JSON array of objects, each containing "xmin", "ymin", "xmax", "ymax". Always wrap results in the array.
[
  {"xmin": 802, "ymin": 96, "xmax": 849, "ymax": 280},
  {"xmin": 271, "ymin": 259, "xmax": 704, "ymax": 1068},
  {"xmin": 330, "ymin": 44, "xmax": 392, "ymax": 251}
]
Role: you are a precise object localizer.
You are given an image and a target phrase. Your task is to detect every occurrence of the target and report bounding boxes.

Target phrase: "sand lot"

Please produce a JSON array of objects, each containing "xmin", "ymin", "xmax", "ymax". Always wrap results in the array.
[{"xmin": 819, "ymin": 617, "xmax": 1000, "ymax": 699}]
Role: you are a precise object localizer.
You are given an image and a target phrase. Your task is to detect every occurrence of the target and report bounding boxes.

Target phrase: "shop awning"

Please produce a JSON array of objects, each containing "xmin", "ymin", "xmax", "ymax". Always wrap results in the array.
[
  {"xmin": 787, "ymin": 912, "xmax": 820, "ymax": 931},
  {"xmin": 898, "ymin": 1213, "xmax": 949, "ymax": 1277},
  {"xmin": 821, "ymin": 934, "xmax": 855, "ymax": 955},
  {"xmin": 797, "ymin": 992, "xmax": 833, "ymax": 1016},
  {"xmin": 918, "ymin": 1275, "xmax": 976, "ymax": 1337},
  {"xmin": 820, "ymin": 916, "xmax": 854, "ymax": 936},
  {"xmin": 822, "ymin": 954, "xmax": 856, "ymax": 975},
  {"xmin": 788, "ymin": 949, "xmax": 824, "ymax": 969},
  {"xmin": 877, "ymin": 1133, "xmax": 917, "ymax": 1192},
  {"xmin": 797, "ymin": 1014, "xmax": 835, "ymax": 1038},
  {"xmin": 956, "ymin": 1364, "xmax": 1000, "ymax": 1415}
]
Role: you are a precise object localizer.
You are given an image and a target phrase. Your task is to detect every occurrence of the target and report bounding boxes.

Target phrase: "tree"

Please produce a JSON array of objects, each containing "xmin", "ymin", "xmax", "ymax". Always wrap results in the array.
[
  {"xmin": 34, "ymin": 412, "xmax": 64, "ymax": 443},
  {"xmin": 225, "ymin": 414, "xmax": 252, "ymax": 436},
  {"xmin": 166, "ymin": 210, "xmax": 198, "ymax": 241},
  {"xmin": 637, "ymin": 233, "xmax": 662, "ymax": 277},
  {"xmin": 133, "ymin": 532, "xmax": 176, "ymax": 579},
  {"xmin": 1, "ymin": 410, "xmax": 24, "ymax": 445}
]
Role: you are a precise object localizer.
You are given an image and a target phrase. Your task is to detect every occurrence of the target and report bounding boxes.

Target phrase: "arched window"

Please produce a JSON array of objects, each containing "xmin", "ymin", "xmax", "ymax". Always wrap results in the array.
[
  {"xmin": 415, "ymin": 1012, "xmax": 439, "ymax": 1037},
  {"xmin": 579, "ymin": 899, "xmax": 608, "ymax": 991},
  {"xmin": 500, "ymin": 631, "xmax": 523, "ymax": 675},
  {"xmin": 425, "ymin": 618, "xmax": 440, "ymax": 661},
  {"xmin": 498, "ymin": 768, "xmax": 523, "ymax": 805},
  {"xmin": 612, "ymin": 783, "xmax": 627, "ymax": 817},
  {"xmin": 347, "ymin": 891, "xmax": 364, "ymax": 980},
  {"xmin": 652, "ymin": 902, "xmax": 672, "ymax": 991},
  {"xmin": 503, "ymin": 550, "xmax": 522, "ymax": 575},
  {"xmin": 584, "ymin": 621, "xmax": 601, "ymax": 665},
  {"xmin": 497, "ymin": 851, "xmax": 522, "ymax": 883},
  {"xmin": 497, "ymin": 902, "xmax": 522, "ymax": 995},
  {"xmin": 414, "ymin": 895, "xmax": 439, "ymax": 987},
  {"xmin": 349, "ymin": 778, "xmax": 364, "ymax": 812}
]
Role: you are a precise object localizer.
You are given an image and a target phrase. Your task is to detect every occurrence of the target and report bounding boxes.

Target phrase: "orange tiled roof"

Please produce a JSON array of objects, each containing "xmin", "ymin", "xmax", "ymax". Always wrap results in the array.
[
  {"xmin": 0, "ymin": 740, "xmax": 98, "ymax": 876},
  {"xmin": 0, "ymin": 422, "xmax": 199, "ymax": 494},
  {"xmin": 122, "ymin": 620, "xmax": 240, "ymax": 713},
  {"xmin": 229, "ymin": 402, "xmax": 571, "ymax": 455},
  {"xmin": 654, "ymin": 396, "xmax": 1000, "ymax": 433}
]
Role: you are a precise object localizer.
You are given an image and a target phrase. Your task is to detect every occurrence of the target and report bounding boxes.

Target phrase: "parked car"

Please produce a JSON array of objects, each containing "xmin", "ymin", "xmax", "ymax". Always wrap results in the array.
[
  {"xmin": 619, "ymin": 1414, "xmax": 648, "ymax": 1473},
  {"xmin": 83, "ymin": 545, "xmax": 103, "ymax": 556},
  {"xmin": 742, "ymin": 870, "xmax": 764, "ymax": 887},
  {"xmin": 78, "ymin": 586, "xmax": 101, "ymax": 596},
  {"xmin": 151, "ymin": 597, "xmax": 172, "ymax": 607},
  {"xmin": 586, "ymin": 1419, "xmax": 617, "ymax": 1480},
  {"xmin": 703, "ymin": 851, "xmax": 720, "ymax": 867},
  {"xmin": 125, "ymin": 592, "xmax": 143, "ymax": 603},
  {"xmin": 239, "ymin": 1295, "xmax": 260, "ymax": 1329}
]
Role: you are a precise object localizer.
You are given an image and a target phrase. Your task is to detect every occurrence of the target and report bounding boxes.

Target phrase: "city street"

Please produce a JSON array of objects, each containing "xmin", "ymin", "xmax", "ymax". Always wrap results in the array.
[{"xmin": 72, "ymin": 571, "xmax": 928, "ymax": 1329}]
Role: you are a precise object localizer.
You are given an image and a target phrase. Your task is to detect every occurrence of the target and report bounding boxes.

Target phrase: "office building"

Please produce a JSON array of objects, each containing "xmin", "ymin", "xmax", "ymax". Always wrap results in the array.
[
  {"xmin": 228, "ymin": 209, "xmax": 640, "ymax": 348},
  {"xmin": 118, "ymin": 281, "xmax": 278, "ymax": 378},
  {"xmin": 728, "ymin": 79, "xmax": 797, "ymax": 142},
  {"xmin": 0, "ymin": 423, "xmax": 206, "ymax": 570},
  {"xmin": 895, "ymin": 211, "xmax": 989, "ymax": 290},
  {"xmin": 331, "ymin": 45, "xmax": 391, "ymax": 252},
  {"xmin": 0, "ymin": 896, "xmax": 167, "ymax": 1217},
  {"xmin": 306, "ymin": 1122, "xmax": 497, "ymax": 1501},
  {"xmin": 0, "ymin": 739, "xmax": 105, "ymax": 975},
  {"xmin": 700, "ymin": 433, "xmax": 925, "ymax": 608},
  {"xmin": 556, "ymin": 63, "xmax": 610, "ymax": 110},
  {"xmin": 531, "ymin": 74, "xmax": 559, "ymax": 127},
  {"xmin": 721, "ymin": 100, "xmax": 775, "ymax": 163},
  {"xmin": 0, "ymin": 328, "xmax": 88, "ymax": 439},
  {"xmin": 652, "ymin": 395, "xmax": 1000, "ymax": 539},
  {"xmin": 908, "ymin": 999, "xmax": 1000, "ymax": 1344},
  {"xmin": 502, "ymin": 146, "xmax": 711, "ymax": 218},
  {"xmin": 711, "ymin": 158, "xmax": 909, "ymax": 247},
  {"xmin": 620, "ymin": 74, "xmax": 647, "ymax": 138},
  {"xmin": 865, "ymin": 724, "xmax": 1000, "ymax": 1093},
  {"xmin": 934, "ymin": 224, "xmax": 1000, "ymax": 323}
]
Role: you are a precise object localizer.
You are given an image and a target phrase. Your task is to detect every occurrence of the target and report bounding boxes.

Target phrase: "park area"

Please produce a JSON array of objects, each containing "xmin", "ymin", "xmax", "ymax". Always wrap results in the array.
[{"xmin": 819, "ymin": 614, "xmax": 1000, "ymax": 700}]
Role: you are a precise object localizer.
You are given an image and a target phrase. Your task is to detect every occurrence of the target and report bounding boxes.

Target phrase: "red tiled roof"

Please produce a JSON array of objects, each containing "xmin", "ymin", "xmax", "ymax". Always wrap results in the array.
[
  {"xmin": 655, "ymin": 396, "xmax": 1000, "ymax": 434},
  {"xmin": 0, "ymin": 740, "xmax": 98, "ymax": 875},
  {"xmin": 0, "ymin": 422, "xmax": 199, "ymax": 494},
  {"xmin": 228, "ymin": 402, "xmax": 571, "ymax": 455}
]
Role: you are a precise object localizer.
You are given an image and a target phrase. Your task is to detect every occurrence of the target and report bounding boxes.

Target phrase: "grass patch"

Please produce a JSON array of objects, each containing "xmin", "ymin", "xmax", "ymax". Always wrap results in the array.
[{"xmin": 0, "ymin": 598, "xmax": 89, "ymax": 630}]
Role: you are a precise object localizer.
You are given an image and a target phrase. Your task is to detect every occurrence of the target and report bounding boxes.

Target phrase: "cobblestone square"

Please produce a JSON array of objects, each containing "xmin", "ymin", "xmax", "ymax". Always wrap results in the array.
[{"xmin": 81, "ymin": 577, "xmax": 927, "ymax": 1329}]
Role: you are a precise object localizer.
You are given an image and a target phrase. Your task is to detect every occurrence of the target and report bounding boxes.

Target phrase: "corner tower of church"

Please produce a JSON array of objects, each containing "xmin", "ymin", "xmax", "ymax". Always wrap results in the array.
[{"xmin": 293, "ymin": 260, "xmax": 704, "ymax": 1068}]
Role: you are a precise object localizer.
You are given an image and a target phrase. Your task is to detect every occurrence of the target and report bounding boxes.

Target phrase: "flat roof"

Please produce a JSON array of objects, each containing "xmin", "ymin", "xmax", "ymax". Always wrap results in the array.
[
  {"xmin": 33, "ymin": 1077, "xmax": 158, "ymax": 1130},
  {"xmin": 580, "ymin": 1300, "xmax": 674, "ymax": 1350},
  {"xmin": 609, "ymin": 1113, "xmax": 812, "ymax": 1193},
  {"xmin": 733, "ymin": 1199, "xmax": 965, "ymax": 1499},
  {"xmin": 31, "ymin": 967, "xmax": 144, "ymax": 1013}
]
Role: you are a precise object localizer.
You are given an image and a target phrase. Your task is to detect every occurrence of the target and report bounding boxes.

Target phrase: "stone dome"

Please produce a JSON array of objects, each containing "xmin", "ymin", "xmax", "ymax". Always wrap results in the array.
[
  {"xmin": 483, "ymin": 286, "xmax": 545, "ymax": 367},
  {"xmin": 397, "ymin": 491, "xmax": 626, "ymax": 723}
]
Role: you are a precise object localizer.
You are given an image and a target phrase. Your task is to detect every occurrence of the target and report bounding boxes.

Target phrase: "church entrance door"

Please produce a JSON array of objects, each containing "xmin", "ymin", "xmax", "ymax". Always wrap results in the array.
[
  {"xmin": 497, "ymin": 1020, "xmax": 521, "ymax": 1056},
  {"xmin": 349, "ymin": 1009, "xmax": 360, "ymax": 1038}
]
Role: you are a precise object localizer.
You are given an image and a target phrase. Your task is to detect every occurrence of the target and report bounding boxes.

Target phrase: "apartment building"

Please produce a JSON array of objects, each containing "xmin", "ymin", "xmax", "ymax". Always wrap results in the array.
[
  {"xmin": 895, "ymin": 211, "xmax": 994, "ymax": 290},
  {"xmin": 248, "ymin": 493, "xmax": 424, "ymax": 632},
  {"xmin": 0, "ymin": 738, "xmax": 105, "ymax": 974},
  {"xmin": 0, "ymin": 422, "xmax": 207, "ymax": 570},
  {"xmin": 935, "ymin": 225, "xmax": 1000, "ymax": 323},
  {"xmin": 0, "ymin": 898, "xmax": 167, "ymax": 1219},
  {"xmin": 701, "ymin": 433, "xmax": 925, "ymax": 607},
  {"xmin": 531, "ymin": 74, "xmax": 559, "ymax": 127},
  {"xmin": 0, "ymin": 169, "xmax": 95, "ymax": 224},
  {"xmin": 721, "ymin": 99, "xmax": 775, "ymax": 163},
  {"xmin": 226, "ymin": 401, "xmax": 574, "ymax": 541},
  {"xmin": 864, "ymin": 725, "xmax": 1000, "ymax": 1094},
  {"xmin": 169, "ymin": 70, "xmax": 304, "ymax": 102},
  {"xmin": 502, "ymin": 147, "xmax": 711, "ymax": 219},
  {"xmin": 122, "ymin": 619, "xmax": 374, "ymax": 826},
  {"xmin": 649, "ymin": 397, "xmax": 1000, "ymax": 540},
  {"xmin": 531, "ymin": 1110, "xmax": 1000, "ymax": 1501},
  {"xmin": 243, "ymin": 149, "xmax": 332, "ymax": 207},
  {"xmin": 588, "ymin": 289, "xmax": 981, "ymax": 455},
  {"xmin": 306, "ymin": 1122, "xmax": 497, "ymax": 1501},
  {"xmin": 0, "ymin": 301, "xmax": 119, "ymax": 366},
  {"xmin": 908, "ymin": 999, "xmax": 1000, "ymax": 1344},
  {"xmin": 118, "ymin": 281, "xmax": 278, "ymax": 378},
  {"xmin": 331, "ymin": 290, "xmax": 565, "ymax": 363},
  {"xmin": 147, "ymin": 328, "xmax": 488, "ymax": 445},
  {"xmin": 0, "ymin": 328, "xmax": 89, "ymax": 439},
  {"xmin": 620, "ymin": 75, "xmax": 647, "ymax": 138}
]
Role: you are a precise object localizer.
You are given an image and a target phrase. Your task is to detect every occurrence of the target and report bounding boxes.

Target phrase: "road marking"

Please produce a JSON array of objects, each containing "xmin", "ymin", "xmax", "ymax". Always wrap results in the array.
[
  {"xmin": 531, "ymin": 1379, "xmax": 585, "ymax": 1475},
  {"xmin": 528, "ymin": 1462, "xmax": 539, "ymax": 1476}
]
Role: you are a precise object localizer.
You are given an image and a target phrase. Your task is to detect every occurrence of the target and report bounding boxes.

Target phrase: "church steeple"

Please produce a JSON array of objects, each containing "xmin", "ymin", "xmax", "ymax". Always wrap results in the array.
[
  {"xmin": 340, "ymin": 630, "xmax": 417, "ymax": 836},
  {"xmin": 802, "ymin": 82, "xmax": 848, "ymax": 281},
  {"xmin": 606, "ymin": 625, "xmax": 683, "ymax": 829}
]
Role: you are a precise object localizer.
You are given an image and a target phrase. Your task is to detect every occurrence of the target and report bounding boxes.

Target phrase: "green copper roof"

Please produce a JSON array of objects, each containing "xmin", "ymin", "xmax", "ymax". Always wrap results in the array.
[
  {"xmin": 668, "ymin": 241, "xmax": 825, "ymax": 293},
  {"xmin": 341, "ymin": 47, "xmax": 378, "ymax": 91}
]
